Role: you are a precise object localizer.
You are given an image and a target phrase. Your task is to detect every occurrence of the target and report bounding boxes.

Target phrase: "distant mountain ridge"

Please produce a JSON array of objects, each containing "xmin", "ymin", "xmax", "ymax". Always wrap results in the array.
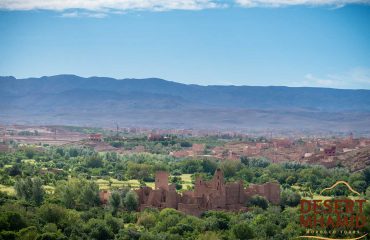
[{"xmin": 1, "ymin": 75, "xmax": 370, "ymax": 132}]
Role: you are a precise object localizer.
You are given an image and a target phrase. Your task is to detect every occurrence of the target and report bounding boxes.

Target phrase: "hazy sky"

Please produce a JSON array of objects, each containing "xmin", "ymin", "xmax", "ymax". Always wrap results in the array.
[{"xmin": 0, "ymin": 0, "xmax": 370, "ymax": 89}]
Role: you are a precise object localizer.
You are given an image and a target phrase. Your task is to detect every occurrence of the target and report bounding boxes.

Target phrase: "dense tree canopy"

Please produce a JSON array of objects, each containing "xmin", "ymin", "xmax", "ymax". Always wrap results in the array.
[{"xmin": 0, "ymin": 137, "xmax": 369, "ymax": 239}]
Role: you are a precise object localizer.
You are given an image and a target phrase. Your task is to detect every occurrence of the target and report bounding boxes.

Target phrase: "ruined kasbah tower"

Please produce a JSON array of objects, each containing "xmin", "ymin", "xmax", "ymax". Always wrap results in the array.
[{"xmin": 135, "ymin": 169, "xmax": 281, "ymax": 216}]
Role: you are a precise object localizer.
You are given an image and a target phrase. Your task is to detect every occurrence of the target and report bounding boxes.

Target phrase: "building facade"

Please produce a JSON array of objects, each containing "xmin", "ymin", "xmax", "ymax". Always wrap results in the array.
[{"xmin": 135, "ymin": 169, "xmax": 281, "ymax": 216}]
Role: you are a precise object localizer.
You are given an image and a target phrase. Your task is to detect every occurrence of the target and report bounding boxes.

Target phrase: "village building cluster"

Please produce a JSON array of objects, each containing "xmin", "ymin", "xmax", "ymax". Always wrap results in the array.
[
  {"xmin": 134, "ymin": 169, "xmax": 280, "ymax": 216},
  {"xmin": 168, "ymin": 133, "xmax": 370, "ymax": 169},
  {"xmin": 1, "ymin": 125, "xmax": 370, "ymax": 171}
]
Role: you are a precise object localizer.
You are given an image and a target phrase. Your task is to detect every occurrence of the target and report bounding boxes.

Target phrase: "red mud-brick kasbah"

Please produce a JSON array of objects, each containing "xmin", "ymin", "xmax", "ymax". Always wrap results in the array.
[{"xmin": 133, "ymin": 169, "xmax": 281, "ymax": 216}]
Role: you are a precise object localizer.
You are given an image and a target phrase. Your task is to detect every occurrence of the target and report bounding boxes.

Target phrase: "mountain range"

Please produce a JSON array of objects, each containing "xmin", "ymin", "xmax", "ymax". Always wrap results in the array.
[{"xmin": 1, "ymin": 75, "xmax": 370, "ymax": 134}]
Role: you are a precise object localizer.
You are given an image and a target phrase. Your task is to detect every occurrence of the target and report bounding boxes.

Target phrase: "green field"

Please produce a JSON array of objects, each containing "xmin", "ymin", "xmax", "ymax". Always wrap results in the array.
[
  {"xmin": 43, "ymin": 185, "xmax": 55, "ymax": 194},
  {"xmin": 95, "ymin": 178, "xmax": 143, "ymax": 190},
  {"xmin": 0, "ymin": 184, "xmax": 56, "ymax": 195},
  {"xmin": 21, "ymin": 159, "xmax": 36, "ymax": 164},
  {"xmin": 94, "ymin": 174, "xmax": 193, "ymax": 191},
  {"xmin": 179, "ymin": 174, "xmax": 193, "ymax": 190},
  {"xmin": 0, "ymin": 184, "xmax": 15, "ymax": 195}
]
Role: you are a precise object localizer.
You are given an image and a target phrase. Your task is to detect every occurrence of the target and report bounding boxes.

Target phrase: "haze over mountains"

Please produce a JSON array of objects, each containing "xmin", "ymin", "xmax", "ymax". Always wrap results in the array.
[{"xmin": 1, "ymin": 75, "xmax": 370, "ymax": 134}]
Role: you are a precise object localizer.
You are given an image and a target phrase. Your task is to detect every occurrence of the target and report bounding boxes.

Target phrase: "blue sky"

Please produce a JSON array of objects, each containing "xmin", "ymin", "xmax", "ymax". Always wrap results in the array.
[{"xmin": 0, "ymin": 0, "xmax": 370, "ymax": 89}]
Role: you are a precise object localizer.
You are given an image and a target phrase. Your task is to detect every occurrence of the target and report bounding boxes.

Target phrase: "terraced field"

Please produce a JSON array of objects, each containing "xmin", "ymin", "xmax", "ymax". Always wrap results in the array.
[
  {"xmin": 95, "ymin": 178, "xmax": 141, "ymax": 190},
  {"xmin": 95, "ymin": 174, "xmax": 194, "ymax": 191},
  {"xmin": 180, "ymin": 174, "xmax": 193, "ymax": 190}
]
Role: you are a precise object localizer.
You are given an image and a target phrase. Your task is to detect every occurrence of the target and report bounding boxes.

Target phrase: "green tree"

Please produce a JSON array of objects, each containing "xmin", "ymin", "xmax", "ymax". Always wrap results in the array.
[
  {"xmin": 201, "ymin": 159, "xmax": 217, "ymax": 175},
  {"xmin": 281, "ymin": 189, "xmax": 301, "ymax": 207},
  {"xmin": 232, "ymin": 222, "xmax": 254, "ymax": 239},
  {"xmin": 248, "ymin": 195, "xmax": 269, "ymax": 210},
  {"xmin": 0, "ymin": 211, "xmax": 27, "ymax": 231},
  {"xmin": 32, "ymin": 177, "xmax": 44, "ymax": 205},
  {"xmin": 198, "ymin": 231, "xmax": 221, "ymax": 240},
  {"xmin": 56, "ymin": 179, "xmax": 100, "ymax": 210},
  {"xmin": 105, "ymin": 215, "xmax": 122, "ymax": 234},
  {"xmin": 366, "ymin": 186, "xmax": 370, "ymax": 200},
  {"xmin": 36, "ymin": 232, "xmax": 66, "ymax": 240},
  {"xmin": 85, "ymin": 155, "xmax": 103, "ymax": 168},
  {"xmin": 15, "ymin": 177, "xmax": 44, "ymax": 205},
  {"xmin": 25, "ymin": 148, "xmax": 35, "ymax": 159},
  {"xmin": 220, "ymin": 161, "xmax": 241, "ymax": 178},
  {"xmin": 179, "ymin": 159, "xmax": 203, "ymax": 174},
  {"xmin": 123, "ymin": 191, "xmax": 138, "ymax": 211},
  {"xmin": 15, "ymin": 177, "xmax": 33, "ymax": 201},
  {"xmin": 109, "ymin": 191, "xmax": 121, "ymax": 215},
  {"xmin": 86, "ymin": 219, "xmax": 114, "ymax": 240},
  {"xmin": 362, "ymin": 167, "xmax": 370, "ymax": 185},
  {"xmin": 137, "ymin": 212, "xmax": 157, "ymax": 229},
  {"xmin": 18, "ymin": 226, "xmax": 39, "ymax": 240},
  {"xmin": 80, "ymin": 181, "xmax": 100, "ymax": 209},
  {"xmin": 37, "ymin": 204, "xmax": 67, "ymax": 225},
  {"xmin": 127, "ymin": 163, "xmax": 152, "ymax": 180},
  {"xmin": 155, "ymin": 208, "xmax": 183, "ymax": 232},
  {"xmin": 0, "ymin": 231, "xmax": 18, "ymax": 240},
  {"xmin": 8, "ymin": 164, "xmax": 22, "ymax": 176},
  {"xmin": 202, "ymin": 211, "xmax": 231, "ymax": 231},
  {"xmin": 351, "ymin": 180, "xmax": 367, "ymax": 194}
]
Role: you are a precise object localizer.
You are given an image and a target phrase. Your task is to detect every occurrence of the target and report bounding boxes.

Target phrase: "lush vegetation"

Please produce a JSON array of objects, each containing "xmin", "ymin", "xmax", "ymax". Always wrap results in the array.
[{"xmin": 1, "ymin": 138, "xmax": 370, "ymax": 240}]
